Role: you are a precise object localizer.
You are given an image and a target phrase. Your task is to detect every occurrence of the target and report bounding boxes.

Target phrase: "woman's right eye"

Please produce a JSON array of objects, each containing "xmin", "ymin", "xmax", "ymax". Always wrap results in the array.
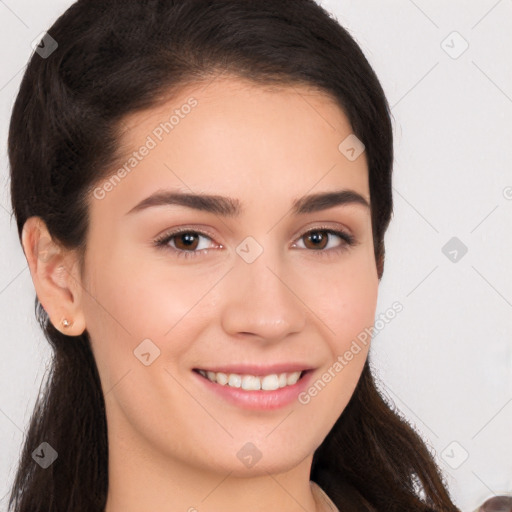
[{"xmin": 153, "ymin": 229, "xmax": 219, "ymax": 259}]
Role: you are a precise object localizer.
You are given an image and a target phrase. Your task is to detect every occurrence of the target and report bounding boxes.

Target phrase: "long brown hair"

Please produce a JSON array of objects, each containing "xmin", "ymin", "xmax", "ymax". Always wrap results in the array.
[{"xmin": 8, "ymin": 1, "xmax": 460, "ymax": 510}]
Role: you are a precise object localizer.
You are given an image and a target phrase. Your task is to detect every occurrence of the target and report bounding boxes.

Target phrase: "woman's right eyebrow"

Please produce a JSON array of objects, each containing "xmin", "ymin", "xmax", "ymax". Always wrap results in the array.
[{"xmin": 124, "ymin": 188, "xmax": 370, "ymax": 218}]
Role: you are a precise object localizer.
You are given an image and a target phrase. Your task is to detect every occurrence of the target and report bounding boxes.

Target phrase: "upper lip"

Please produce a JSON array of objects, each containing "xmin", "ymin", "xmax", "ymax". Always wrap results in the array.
[{"xmin": 194, "ymin": 363, "xmax": 315, "ymax": 376}]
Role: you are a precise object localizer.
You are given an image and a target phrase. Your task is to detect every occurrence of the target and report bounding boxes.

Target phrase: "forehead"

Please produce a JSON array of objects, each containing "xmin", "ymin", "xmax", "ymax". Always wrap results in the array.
[{"xmin": 90, "ymin": 76, "xmax": 369, "ymax": 219}]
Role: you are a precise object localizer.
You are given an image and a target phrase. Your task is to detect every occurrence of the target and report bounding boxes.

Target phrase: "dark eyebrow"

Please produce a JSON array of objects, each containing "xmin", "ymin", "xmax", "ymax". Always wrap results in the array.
[{"xmin": 125, "ymin": 188, "xmax": 370, "ymax": 217}]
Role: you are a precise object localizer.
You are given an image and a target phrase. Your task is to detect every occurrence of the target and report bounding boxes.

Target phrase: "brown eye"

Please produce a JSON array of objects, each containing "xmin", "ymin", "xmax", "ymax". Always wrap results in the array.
[
  {"xmin": 154, "ymin": 229, "xmax": 217, "ymax": 259},
  {"xmin": 172, "ymin": 232, "xmax": 200, "ymax": 251},
  {"xmin": 296, "ymin": 228, "xmax": 355, "ymax": 254},
  {"xmin": 302, "ymin": 230, "xmax": 330, "ymax": 250}
]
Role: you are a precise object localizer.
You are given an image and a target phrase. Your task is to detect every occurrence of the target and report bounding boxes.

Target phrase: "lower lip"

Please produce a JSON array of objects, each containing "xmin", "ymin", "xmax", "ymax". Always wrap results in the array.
[{"xmin": 192, "ymin": 369, "xmax": 314, "ymax": 410}]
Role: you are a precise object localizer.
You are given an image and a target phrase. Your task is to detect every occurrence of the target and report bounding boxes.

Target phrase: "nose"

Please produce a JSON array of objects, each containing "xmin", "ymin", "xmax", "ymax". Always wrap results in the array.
[{"xmin": 220, "ymin": 249, "xmax": 307, "ymax": 343}]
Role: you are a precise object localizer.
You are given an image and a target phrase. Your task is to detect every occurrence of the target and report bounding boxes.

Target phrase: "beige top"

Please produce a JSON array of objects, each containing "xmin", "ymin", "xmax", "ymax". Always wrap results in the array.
[{"xmin": 310, "ymin": 480, "xmax": 340, "ymax": 512}]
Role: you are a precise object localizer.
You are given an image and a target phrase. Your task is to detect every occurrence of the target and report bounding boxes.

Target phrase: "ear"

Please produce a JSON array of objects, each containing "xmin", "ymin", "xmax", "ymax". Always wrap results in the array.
[{"xmin": 21, "ymin": 216, "xmax": 86, "ymax": 336}]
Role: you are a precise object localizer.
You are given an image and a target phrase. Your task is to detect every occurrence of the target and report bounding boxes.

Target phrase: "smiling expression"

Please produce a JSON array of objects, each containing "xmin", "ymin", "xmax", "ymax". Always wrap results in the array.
[{"xmin": 77, "ymin": 75, "xmax": 379, "ymax": 477}]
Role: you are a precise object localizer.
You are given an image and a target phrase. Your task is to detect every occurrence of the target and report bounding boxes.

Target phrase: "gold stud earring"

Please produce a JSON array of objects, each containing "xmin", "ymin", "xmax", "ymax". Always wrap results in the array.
[{"xmin": 61, "ymin": 318, "xmax": 72, "ymax": 328}]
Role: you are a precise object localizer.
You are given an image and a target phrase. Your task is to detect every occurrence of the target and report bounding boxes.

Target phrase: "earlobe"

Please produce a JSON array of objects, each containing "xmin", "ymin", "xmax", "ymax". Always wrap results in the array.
[{"xmin": 21, "ymin": 217, "xmax": 86, "ymax": 336}]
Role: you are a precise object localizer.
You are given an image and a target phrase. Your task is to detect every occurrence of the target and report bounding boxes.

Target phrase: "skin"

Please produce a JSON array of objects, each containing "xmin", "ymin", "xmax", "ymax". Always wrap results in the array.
[{"xmin": 22, "ymin": 76, "xmax": 379, "ymax": 512}]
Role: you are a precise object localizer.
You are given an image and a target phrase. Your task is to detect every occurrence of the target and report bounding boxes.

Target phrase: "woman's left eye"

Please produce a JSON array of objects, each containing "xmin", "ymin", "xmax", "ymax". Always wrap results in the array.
[
  {"xmin": 292, "ymin": 228, "xmax": 356, "ymax": 254},
  {"xmin": 153, "ymin": 227, "xmax": 356, "ymax": 260}
]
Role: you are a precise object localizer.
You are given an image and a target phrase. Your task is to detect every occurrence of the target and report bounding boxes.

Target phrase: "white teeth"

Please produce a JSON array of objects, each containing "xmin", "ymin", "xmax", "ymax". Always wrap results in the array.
[
  {"xmin": 228, "ymin": 374, "xmax": 242, "ymax": 388},
  {"xmin": 287, "ymin": 371, "xmax": 301, "ymax": 386},
  {"xmin": 197, "ymin": 369, "xmax": 303, "ymax": 390},
  {"xmin": 261, "ymin": 374, "xmax": 279, "ymax": 390},
  {"xmin": 242, "ymin": 375, "xmax": 261, "ymax": 390},
  {"xmin": 215, "ymin": 372, "xmax": 227, "ymax": 385}
]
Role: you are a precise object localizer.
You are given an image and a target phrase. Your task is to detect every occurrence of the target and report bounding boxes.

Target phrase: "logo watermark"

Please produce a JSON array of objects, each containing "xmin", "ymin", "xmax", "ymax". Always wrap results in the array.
[
  {"xmin": 298, "ymin": 301, "xmax": 403, "ymax": 404},
  {"xmin": 93, "ymin": 97, "xmax": 198, "ymax": 200}
]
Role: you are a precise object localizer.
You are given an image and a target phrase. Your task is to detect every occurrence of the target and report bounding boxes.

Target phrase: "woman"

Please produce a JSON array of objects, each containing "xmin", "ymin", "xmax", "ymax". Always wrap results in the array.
[{"xmin": 7, "ymin": 0, "xmax": 461, "ymax": 511}]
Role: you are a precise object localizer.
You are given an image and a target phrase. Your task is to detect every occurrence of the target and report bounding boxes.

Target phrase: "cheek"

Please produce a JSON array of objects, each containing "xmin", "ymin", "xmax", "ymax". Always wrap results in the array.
[
  {"xmin": 298, "ymin": 269, "xmax": 377, "ymax": 433},
  {"xmin": 302, "ymin": 254, "xmax": 378, "ymax": 401},
  {"xmin": 84, "ymin": 247, "xmax": 185, "ymax": 336},
  {"xmin": 307, "ymin": 254, "xmax": 379, "ymax": 346},
  {"xmin": 82, "ymin": 252, "xmax": 213, "ymax": 382},
  {"xmin": 331, "ymin": 273, "xmax": 378, "ymax": 348}
]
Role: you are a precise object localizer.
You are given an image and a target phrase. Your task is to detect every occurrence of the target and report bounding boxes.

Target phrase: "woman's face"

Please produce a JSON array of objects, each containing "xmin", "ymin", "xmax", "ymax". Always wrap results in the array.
[{"xmin": 79, "ymin": 77, "xmax": 378, "ymax": 477}]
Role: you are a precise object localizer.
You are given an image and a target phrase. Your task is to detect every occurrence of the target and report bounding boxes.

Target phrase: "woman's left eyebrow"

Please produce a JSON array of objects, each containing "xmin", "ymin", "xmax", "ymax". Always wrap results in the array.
[{"xmin": 125, "ymin": 188, "xmax": 370, "ymax": 217}]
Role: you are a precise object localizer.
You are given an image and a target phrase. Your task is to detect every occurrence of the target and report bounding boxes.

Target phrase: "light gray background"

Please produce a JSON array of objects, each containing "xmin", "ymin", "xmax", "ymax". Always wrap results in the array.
[{"xmin": 0, "ymin": 1, "xmax": 511, "ymax": 511}]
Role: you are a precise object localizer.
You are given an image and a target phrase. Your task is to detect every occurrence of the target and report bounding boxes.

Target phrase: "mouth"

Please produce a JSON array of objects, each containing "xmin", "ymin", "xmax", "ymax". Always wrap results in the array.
[{"xmin": 192, "ymin": 368, "xmax": 312, "ymax": 391}]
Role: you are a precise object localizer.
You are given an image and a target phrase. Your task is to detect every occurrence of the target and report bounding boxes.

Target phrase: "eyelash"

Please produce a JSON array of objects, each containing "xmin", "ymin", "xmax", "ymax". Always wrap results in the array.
[{"xmin": 153, "ymin": 225, "xmax": 357, "ymax": 260}]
